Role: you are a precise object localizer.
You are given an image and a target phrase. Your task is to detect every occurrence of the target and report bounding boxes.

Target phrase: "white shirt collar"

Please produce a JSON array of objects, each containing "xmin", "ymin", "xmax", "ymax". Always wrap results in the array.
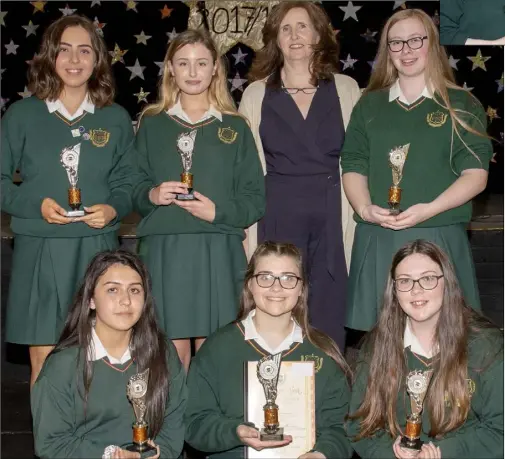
[
  {"xmin": 45, "ymin": 94, "xmax": 95, "ymax": 121},
  {"xmin": 166, "ymin": 99, "xmax": 223, "ymax": 123},
  {"xmin": 403, "ymin": 319, "xmax": 438, "ymax": 359},
  {"xmin": 388, "ymin": 79, "xmax": 433, "ymax": 105},
  {"xmin": 88, "ymin": 328, "xmax": 132, "ymax": 365},
  {"xmin": 242, "ymin": 309, "xmax": 304, "ymax": 355}
]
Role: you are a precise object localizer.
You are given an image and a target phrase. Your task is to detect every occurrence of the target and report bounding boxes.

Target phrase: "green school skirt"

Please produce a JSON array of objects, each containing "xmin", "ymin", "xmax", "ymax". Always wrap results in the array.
[
  {"xmin": 346, "ymin": 223, "xmax": 481, "ymax": 331},
  {"xmin": 6, "ymin": 233, "xmax": 118, "ymax": 345},
  {"xmin": 138, "ymin": 233, "xmax": 246, "ymax": 339}
]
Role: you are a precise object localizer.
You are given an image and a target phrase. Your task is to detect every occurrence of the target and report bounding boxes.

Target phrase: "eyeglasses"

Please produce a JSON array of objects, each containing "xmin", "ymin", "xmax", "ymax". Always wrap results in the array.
[
  {"xmin": 281, "ymin": 84, "xmax": 319, "ymax": 95},
  {"xmin": 387, "ymin": 36, "xmax": 428, "ymax": 52},
  {"xmin": 252, "ymin": 273, "xmax": 302, "ymax": 289},
  {"xmin": 394, "ymin": 275, "xmax": 444, "ymax": 292}
]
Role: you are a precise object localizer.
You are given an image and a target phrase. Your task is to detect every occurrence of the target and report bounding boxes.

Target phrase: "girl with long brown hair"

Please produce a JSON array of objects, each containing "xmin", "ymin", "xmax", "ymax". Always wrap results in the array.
[
  {"xmin": 132, "ymin": 29, "xmax": 264, "ymax": 370},
  {"xmin": 340, "ymin": 8, "xmax": 493, "ymax": 333},
  {"xmin": 347, "ymin": 240, "xmax": 503, "ymax": 459},
  {"xmin": 1, "ymin": 15, "xmax": 136, "ymax": 387},
  {"xmin": 239, "ymin": 0, "xmax": 360, "ymax": 351},
  {"xmin": 31, "ymin": 250, "xmax": 187, "ymax": 459},
  {"xmin": 185, "ymin": 241, "xmax": 353, "ymax": 459}
]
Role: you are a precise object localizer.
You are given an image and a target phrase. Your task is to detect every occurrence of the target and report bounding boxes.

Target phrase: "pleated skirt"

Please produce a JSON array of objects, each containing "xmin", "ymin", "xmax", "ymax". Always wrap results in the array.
[
  {"xmin": 138, "ymin": 233, "xmax": 247, "ymax": 339},
  {"xmin": 6, "ymin": 233, "xmax": 118, "ymax": 345}
]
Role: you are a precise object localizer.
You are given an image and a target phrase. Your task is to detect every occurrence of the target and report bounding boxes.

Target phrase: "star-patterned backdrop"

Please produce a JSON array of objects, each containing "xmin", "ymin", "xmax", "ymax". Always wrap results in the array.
[{"xmin": 1, "ymin": 0, "xmax": 503, "ymax": 192}]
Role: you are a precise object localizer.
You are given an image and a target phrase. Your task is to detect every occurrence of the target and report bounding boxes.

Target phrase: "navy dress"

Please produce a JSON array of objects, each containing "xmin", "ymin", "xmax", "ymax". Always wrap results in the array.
[{"xmin": 258, "ymin": 78, "xmax": 347, "ymax": 349}]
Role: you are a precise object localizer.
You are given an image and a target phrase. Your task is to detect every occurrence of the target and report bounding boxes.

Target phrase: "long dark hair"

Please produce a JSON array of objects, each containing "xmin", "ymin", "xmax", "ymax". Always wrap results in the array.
[
  {"xmin": 238, "ymin": 241, "xmax": 351, "ymax": 379},
  {"xmin": 51, "ymin": 250, "xmax": 169, "ymax": 438},
  {"xmin": 29, "ymin": 14, "xmax": 114, "ymax": 106},
  {"xmin": 248, "ymin": 1, "xmax": 340, "ymax": 86},
  {"xmin": 349, "ymin": 240, "xmax": 500, "ymax": 440}
]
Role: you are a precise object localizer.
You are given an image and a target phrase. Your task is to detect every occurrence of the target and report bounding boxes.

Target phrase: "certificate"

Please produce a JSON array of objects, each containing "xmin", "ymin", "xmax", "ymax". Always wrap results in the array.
[{"xmin": 244, "ymin": 361, "xmax": 316, "ymax": 459}]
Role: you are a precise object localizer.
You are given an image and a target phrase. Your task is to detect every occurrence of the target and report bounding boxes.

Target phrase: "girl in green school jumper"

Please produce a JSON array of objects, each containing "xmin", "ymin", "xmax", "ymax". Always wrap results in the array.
[
  {"xmin": 1, "ymin": 15, "xmax": 135, "ymax": 387},
  {"xmin": 31, "ymin": 250, "xmax": 187, "ymax": 459},
  {"xmin": 347, "ymin": 240, "xmax": 503, "ymax": 459},
  {"xmin": 185, "ymin": 242, "xmax": 353, "ymax": 459},
  {"xmin": 133, "ymin": 29, "xmax": 265, "ymax": 370},
  {"xmin": 340, "ymin": 9, "xmax": 493, "ymax": 332}
]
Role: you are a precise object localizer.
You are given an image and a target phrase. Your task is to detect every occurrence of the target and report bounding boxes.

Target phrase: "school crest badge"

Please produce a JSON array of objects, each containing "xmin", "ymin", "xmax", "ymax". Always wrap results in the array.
[
  {"xmin": 301, "ymin": 354, "xmax": 323, "ymax": 373},
  {"xmin": 426, "ymin": 110, "xmax": 448, "ymax": 128},
  {"xmin": 218, "ymin": 126, "xmax": 238, "ymax": 144},
  {"xmin": 444, "ymin": 379, "xmax": 476, "ymax": 407},
  {"xmin": 89, "ymin": 128, "xmax": 110, "ymax": 147}
]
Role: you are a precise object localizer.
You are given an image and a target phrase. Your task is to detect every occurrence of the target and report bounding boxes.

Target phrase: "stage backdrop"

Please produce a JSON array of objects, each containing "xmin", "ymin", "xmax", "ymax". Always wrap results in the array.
[{"xmin": 1, "ymin": 0, "xmax": 503, "ymax": 192}]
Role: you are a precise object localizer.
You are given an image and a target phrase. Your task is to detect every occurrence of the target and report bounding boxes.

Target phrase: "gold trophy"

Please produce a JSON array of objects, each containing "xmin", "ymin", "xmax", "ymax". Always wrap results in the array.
[
  {"xmin": 400, "ymin": 370, "xmax": 433, "ymax": 452},
  {"xmin": 176, "ymin": 129, "xmax": 197, "ymax": 201},
  {"xmin": 387, "ymin": 144, "xmax": 410, "ymax": 215},
  {"xmin": 257, "ymin": 353, "xmax": 284, "ymax": 440},
  {"xmin": 60, "ymin": 145, "xmax": 85, "ymax": 217},
  {"xmin": 122, "ymin": 369, "xmax": 157, "ymax": 456}
]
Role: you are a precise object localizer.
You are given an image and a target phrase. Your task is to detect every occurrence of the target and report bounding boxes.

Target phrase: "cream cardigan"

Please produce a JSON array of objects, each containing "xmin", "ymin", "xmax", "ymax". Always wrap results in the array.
[{"xmin": 238, "ymin": 74, "xmax": 361, "ymax": 272}]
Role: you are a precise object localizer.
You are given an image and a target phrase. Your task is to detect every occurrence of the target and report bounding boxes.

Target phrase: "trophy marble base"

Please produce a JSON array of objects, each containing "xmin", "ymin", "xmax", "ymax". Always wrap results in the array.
[
  {"xmin": 176, "ymin": 191, "xmax": 196, "ymax": 201},
  {"xmin": 66, "ymin": 210, "xmax": 85, "ymax": 217},
  {"xmin": 260, "ymin": 427, "xmax": 284, "ymax": 441},
  {"xmin": 400, "ymin": 435, "xmax": 422, "ymax": 451}
]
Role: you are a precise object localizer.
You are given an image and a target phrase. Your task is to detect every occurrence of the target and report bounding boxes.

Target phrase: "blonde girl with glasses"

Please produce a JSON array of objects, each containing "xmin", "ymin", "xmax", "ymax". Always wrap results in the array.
[{"xmin": 340, "ymin": 8, "xmax": 493, "ymax": 334}]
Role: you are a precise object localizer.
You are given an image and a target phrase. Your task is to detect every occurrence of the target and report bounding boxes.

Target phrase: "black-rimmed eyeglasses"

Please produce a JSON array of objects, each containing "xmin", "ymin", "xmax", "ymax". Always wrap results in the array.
[
  {"xmin": 252, "ymin": 273, "xmax": 302, "ymax": 289},
  {"xmin": 281, "ymin": 84, "xmax": 319, "ymax": 95},
  {"xmin": 388, "ymin": 36, "xmax": 428, "ymax": 52},
  {"xmin": 394, "ymin": 275, "xmax": 444, "ymax": 292}
]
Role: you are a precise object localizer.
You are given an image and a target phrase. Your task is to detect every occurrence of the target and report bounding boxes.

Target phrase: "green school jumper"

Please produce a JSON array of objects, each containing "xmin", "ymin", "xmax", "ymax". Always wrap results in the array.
[
  {"xmin": 133, "ymin": 113, "xmax": 265, "ymax": 339},
  {"xmin": 184, "ymin": 322, "xmax": 353, "ymax": 459},
  {"xmin": 440, "ymin": 0, "xmax": 505, "ymax": 44},
  {"xmin": 340, "ymin": 88, "xmax": 492, "ymax": 331},
  {"xmin": 31, "ymin": 340, "xmax": 187, "ymax": 459},
  {"xmin": 347, "ymin": 329, "xmax": 504, "ymax": 458},
  {"xmin": 1, "ymin": 97, "xmax": 136, "ymax": 345}
]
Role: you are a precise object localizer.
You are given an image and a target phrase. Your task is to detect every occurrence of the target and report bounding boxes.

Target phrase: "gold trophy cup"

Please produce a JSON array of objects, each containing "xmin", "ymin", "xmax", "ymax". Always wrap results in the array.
[
  {"xmin": 387, "ymin": 144, "xmax": 410, "ymax": 215},
  {"xmin": 122, "ymin": 369, "xmax": 157, "ymax": 456},
  {"xmin": 400, "ymin": 370, "xmax": 433, "ymax": 451},
  {"xmin": 257, "ymin": 353, "xmax": 284, "ymax": 441},
  {"xmin": 176, "ymin": 130, "xmax": 197, "ymax": 201},
  {"xmin": 60, "ymin": 145, "xmax": 85, "ymax": 217}
]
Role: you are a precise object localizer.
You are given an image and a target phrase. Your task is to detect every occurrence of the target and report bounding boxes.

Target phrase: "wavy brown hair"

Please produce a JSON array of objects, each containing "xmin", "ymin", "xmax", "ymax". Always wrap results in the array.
[
  {"xmin": 366, "ymin": 8, "xmax": 489, "ymax": 167},
  {"xmin": 349, "ymin": 240, "xmax": 500, "ymax": 440},
  {"xmin": 50, "ymin": 250, "xmax": 169, "ymax": 439},
  {"xmin": 237, "ymin": 241, "xmax": 351, "ymax": 379},
  {"xmin": 139, "ymin": 29, "xmax": 240, "ymax": 121},
  {"xmin": 29, "ymin": 15, "xmax": 114, "ymax": 106},
  {"xmin": 248, "ymin": 1, "xmax": 340, "ymax": 86}
]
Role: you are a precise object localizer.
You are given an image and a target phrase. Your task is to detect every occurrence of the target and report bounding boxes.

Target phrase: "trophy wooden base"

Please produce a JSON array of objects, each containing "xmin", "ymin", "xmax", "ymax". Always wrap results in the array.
[
  {"xmin": 66, "ymin": 210, "xmax": 85, "ymax": 217},
  {"xmin": 400, "ymin": 435, "xmax": 422, "ymax": 451},
  {"xmin": 260, "ymin": 427, "xmax": 284, "ymax": 441}
]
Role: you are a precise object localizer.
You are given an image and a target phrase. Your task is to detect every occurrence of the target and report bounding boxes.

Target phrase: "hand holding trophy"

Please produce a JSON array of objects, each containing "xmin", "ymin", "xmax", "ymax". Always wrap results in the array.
[
  {"xmin": 122, "ymin": 369, "xmax": 157, "ymax": 457},
  {"xmin": 176, "ymin": 130, "xmax": 197, "ymax": 201},
  {"xmin": 400, "ymin": 370, "xmax": 433, "ymax": 452},
  {"xmin": 60, "ymin": 144, "xmax": 85, "ymax": 217},
  {"xmin": 388, "ymin": 144, "xmax": 410, "ymax": 215},
  {"xmin": 257, "ymin": 353, "xmax": 284, "ymax": 441}
]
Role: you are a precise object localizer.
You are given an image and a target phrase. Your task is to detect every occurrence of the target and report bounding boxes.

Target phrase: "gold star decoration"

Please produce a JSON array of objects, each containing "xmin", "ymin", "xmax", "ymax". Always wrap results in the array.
[
  {"xmin": 467, "ymin": 49, "xmax": 491, "ymax": 71},
  {"xmin": 109, "ymin": 43, "xmax": 128, "ymax": 65},
  {"xmin": 160, "ymin": 4, "xmax": 174, "ymax": 19},
  {"xmin": 134, "ymin": 87, "xmax": 150, "ymax": 103},
  {"xmin": 187, "ymin": 0, "xmax": 280, "ymax": 56},
  {"xmin": 486, "ymin": 106, "xmax": 500, "ymax": 121},
  {"xmin": 125, "ymin": 1, "xmax": 138, "ymax": 12},
  {"xmin": 31, "ymin": 1, "xmax": 47, "ymax": 13}
]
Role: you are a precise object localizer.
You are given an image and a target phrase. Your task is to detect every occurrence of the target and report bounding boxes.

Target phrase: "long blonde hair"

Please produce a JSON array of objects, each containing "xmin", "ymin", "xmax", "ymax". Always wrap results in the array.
[
  {"xmin": 139, "ymin": 29, "xmax": 239, "ymax": 121},
  {"xmin": 238, "ymin": 241, "xmax": 351, "ymax": 379},
  {"xmin": 366, "ymin": 9, "xmax": 489, "ymax": 168}
]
